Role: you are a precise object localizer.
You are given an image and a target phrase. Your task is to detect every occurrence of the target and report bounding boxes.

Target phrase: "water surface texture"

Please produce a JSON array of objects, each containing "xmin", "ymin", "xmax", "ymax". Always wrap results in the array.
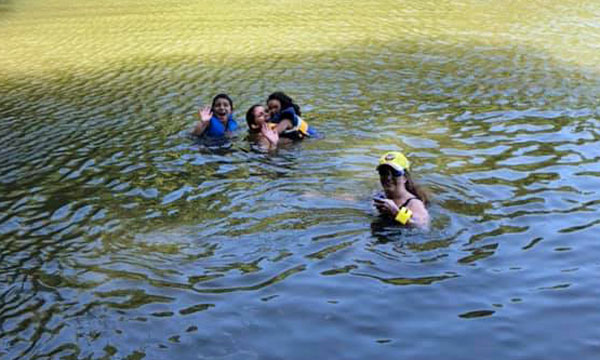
[{"xmin": 2, "ymin": 0, "xmax": 600, "ymax": 359}]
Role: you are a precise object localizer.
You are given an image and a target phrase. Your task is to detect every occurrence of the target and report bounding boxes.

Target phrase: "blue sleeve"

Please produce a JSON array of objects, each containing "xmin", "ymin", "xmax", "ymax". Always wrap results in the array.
[{"xmin": 280, "ymin": 107, "xmax": 299, "ymax": 127}]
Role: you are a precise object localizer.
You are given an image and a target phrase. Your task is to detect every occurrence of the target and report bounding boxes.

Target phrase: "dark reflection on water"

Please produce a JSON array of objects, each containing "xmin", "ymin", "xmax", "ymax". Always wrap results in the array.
[{"xmin": 3, "ymin": 7, "xmax": 600, "ymax": 360}]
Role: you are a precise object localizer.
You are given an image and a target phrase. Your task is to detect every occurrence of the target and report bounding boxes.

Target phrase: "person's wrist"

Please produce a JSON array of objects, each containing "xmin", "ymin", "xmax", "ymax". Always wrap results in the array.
[{"xmin": 394, "ymin": 207, "xmax": 413, "ymax": 225}]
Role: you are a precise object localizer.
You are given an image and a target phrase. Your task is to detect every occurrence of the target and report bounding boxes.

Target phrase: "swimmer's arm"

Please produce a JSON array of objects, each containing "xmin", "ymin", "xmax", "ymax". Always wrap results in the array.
[
  {"xmin": 406, "ymin": 200, "xmax": 430, "ymax": 229},
  {"xmin": 373, "ymin": 198, "xmax": 398, "ymax": 217},
  {"xmin": 274, "ymin": 119, "xmax": 293, "ymax": 134},
  {"xmin": 280, "ymin": 109, "xmax": 299, "ymax": 127},
  {"xmin": 191, "ymin": 106, "xmax": 211, "ymax": 136},
  {"xmin": 375, "ymin": 198, "xmax": 430, "ymax": 228}
]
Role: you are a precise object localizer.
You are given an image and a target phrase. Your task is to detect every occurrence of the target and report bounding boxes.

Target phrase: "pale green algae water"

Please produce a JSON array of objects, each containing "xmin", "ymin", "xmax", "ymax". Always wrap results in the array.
[{"xmin": 2, "ymin": 0, "xmax": 600, "ymax": 359}]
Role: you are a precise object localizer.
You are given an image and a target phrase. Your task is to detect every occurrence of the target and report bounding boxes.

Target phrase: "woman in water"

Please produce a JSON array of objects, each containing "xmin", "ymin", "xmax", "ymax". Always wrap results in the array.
[
  {"xmin": 245, "ymin": 104, "xmax": 281, "ymax": 150},
  {"xmin": 191, "ymin": 93, "xmax": 238, "ymax": 138},
  {"xmin": 373, "ymin": 151, "xmax": 430, "ymax": 228},
  {"xmin": 266, "ymin": 91, "xmax": 316, "ymax": 140}
]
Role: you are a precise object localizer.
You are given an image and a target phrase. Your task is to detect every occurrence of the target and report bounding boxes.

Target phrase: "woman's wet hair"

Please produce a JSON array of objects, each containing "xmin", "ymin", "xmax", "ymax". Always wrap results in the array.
[
  {"xmin": 245, "ymin": 104, "xmax": 262, "ymax": 133},
  {"xmin": 211, "ymin": 93, "xmax": 233, "ymax": 112},
  {"xmin": 379, "ymin": 165, "xmax": 430, "ymax": 206},
  {"xmin": 404, "ymin": 171, "xmax": 430, "ymax": 206},
  {"xmin": 267, "ymin": 91, "xmax": 301, "ymax": 116}
]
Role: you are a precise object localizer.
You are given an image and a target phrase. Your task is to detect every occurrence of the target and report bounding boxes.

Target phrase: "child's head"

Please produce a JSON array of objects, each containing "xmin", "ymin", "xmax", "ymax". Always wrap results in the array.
[
  {"xmin": 267, "ymin": 91, "xmax": 301, "ymax": 117},
  {"xmin": 246, "ymin": 104, "xmax": 270, "ymax": 133},
  {"xmin": 211, "ymin": 94, "xmax": 233, "ymax": 117}
]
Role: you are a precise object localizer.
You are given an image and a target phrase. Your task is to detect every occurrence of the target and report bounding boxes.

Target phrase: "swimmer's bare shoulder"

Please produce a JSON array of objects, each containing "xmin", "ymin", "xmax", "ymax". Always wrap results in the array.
[{"xmin": 408, "ymin": 199, "xmax": 429, "ymax": 228}]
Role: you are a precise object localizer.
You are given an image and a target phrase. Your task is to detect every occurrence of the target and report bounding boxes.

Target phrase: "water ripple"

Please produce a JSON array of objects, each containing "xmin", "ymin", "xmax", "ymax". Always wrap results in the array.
[{"xmin": 2, "ymin": 0, "xmax": 600, "ymax": 359}]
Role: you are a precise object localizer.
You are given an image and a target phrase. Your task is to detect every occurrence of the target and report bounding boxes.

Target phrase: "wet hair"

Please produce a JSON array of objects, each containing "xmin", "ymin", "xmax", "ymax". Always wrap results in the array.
[
  {"xmin": 404, "ymin": 171, "xmax": 430, "ymax": 206},
  {"xmin": 211, "ymin": 93, "xmax": 233, "ymax": 112},
  {"xmin": 245, "ymin": 104, "xmax": 262, "ymax": 133},
  {"xmin": 267, "ymin": 91, "xmax": 301, "ymax": 116},
  {"xmin": 379, "ymin": 165, "xmax": 430, "ymax": 206}
]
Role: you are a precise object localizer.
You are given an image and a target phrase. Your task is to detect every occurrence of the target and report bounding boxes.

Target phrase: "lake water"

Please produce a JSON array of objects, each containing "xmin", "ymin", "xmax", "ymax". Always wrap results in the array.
[{"xmin": 2, "ymin": 1, "xmax": 600, "ymax": 359}]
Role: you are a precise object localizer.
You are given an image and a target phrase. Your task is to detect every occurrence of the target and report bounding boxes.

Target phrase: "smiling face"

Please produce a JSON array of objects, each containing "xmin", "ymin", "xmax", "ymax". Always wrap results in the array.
[
  {"xmin": 267, "ymin": 99, "xmax": 282, "ymax": 118},
  {"xmin": 252, "ymin": 106, "xmax": 269, "ymax": 126},
  {"xmin": 212, "ymin": 97, "xmax": 232, "ymax": 117},
  {"xmin": 246, "ymin": 105, "xmax": 271, "ymax": 132},
  {"xmin": 378, "ymin": 165, "xmax": 405, "ymax": 198}
]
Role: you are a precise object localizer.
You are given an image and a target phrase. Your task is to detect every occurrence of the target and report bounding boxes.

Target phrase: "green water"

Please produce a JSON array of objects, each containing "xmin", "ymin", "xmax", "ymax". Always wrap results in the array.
[
  {"xmin": 2, "ymin": 0, "xmax": 599, "ymax": 76},
  {"xmin": 2, "ymin": 1, "xmax": 600, "ymax": 359}
]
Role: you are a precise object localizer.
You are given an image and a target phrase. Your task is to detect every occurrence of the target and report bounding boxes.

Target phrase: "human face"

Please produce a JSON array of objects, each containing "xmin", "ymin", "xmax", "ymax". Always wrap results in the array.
[
  {"xmin": 213, "ymin": 98, "xmax": 232, "ymax": 117},
  {"xmin": 252, "ymin": 106, "xmax": 269, "ymax": 126},
  {"xmin": 267, "ymin": 99, "xmax": 281, "ymax": 118},
  {"xmin": 378, "ymin": 166, "xmax": 404, "ymax": 196}
]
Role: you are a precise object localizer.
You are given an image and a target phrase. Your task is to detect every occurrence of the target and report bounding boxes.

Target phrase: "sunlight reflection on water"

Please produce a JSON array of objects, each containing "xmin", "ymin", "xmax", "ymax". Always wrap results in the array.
[{"xmin": 2, "ymin": 1, "xmax": 600, "ymax": 359}]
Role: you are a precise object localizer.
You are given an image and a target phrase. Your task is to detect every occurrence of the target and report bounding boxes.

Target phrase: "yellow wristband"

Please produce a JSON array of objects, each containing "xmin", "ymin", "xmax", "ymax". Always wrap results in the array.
[{"xmin": 394, "ymin": 207, "xmax": 412, "ymax": 225}]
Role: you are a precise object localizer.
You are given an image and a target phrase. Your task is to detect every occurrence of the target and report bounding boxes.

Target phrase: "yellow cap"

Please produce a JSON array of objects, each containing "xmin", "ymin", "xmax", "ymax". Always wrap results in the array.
[{"xmin": 377, "ymin": 152, "xmax": 410, "ymax": 172}]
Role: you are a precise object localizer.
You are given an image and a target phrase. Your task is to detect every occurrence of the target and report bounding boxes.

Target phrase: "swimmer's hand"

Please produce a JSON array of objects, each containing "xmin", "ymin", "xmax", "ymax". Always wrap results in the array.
[
  {"xmin": 191, "ymin": 106, "xmax": 213, "ymax": 136},
  {"xmin": 261, "ymin": 123, "xmax": 279, "ymax": 146},
  {"xmin": 373, "ymin": 197, "xmax": 400, "ymax": 218},
  {"xmin": 198, "ymin": 106, "xmax": 212, "ymax": 123}
]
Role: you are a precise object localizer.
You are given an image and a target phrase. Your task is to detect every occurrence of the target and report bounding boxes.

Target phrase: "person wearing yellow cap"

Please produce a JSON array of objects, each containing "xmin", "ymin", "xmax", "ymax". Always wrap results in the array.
[{"xmin": 373, "ymin": 152, "xmax": 430, "ymax": 228}]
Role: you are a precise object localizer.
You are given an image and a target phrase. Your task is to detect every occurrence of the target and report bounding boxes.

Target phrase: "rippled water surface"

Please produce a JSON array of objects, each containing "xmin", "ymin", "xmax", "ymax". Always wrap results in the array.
[{"xmin": 2, "ymin": 0, "xmax": 600, "ymax": 359}]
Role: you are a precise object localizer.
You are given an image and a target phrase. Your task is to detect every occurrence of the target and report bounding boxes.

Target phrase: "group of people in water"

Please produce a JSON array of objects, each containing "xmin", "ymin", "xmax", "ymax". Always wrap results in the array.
[
  {"xmin": 191, "ymin": 92, "xmax": 315, "ymax": 150},
  {"xmin": 191, "ymin": 92, "xmax": 430, "ymax": 229}
]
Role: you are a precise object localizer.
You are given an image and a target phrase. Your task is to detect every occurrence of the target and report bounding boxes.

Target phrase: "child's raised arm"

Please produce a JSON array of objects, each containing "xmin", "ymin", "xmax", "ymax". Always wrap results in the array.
[{"xmin": 191, "ymin": 106, "xmax": 212, "ymax": 136}]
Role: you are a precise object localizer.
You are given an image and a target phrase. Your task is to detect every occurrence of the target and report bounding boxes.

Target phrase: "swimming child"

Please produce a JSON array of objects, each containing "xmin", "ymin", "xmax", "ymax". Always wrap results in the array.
[
  {"xmin": 245, "ymin": 104, "xmax": 280, "ymax": 150},
  {"xmin": 191, "ymin": 93, "xmax": 238, "ymax": 138},
  {"xmin": 373, "ymin": 151, "xmax": 430, "ymax": 228},
  {"xmin": 266, "ymin": 91, "xmax": 316, "ymax": 140}
]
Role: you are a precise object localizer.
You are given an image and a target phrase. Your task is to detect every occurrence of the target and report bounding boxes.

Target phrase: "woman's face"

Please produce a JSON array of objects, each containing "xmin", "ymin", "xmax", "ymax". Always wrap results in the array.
[
  {"xmin": 213, "ymin": 98, "xmax": 232, "ymax": 117},
  {"xmin": 252, "ymin": 106, "xmax": 269, "ymax": 126},
  {"xmin": 378, "ymin": 166, "xmax": 404, "ymax": 196},
  {"xmin": 267, "ymin": 99, "xmax": 281, "ymax": 118}
]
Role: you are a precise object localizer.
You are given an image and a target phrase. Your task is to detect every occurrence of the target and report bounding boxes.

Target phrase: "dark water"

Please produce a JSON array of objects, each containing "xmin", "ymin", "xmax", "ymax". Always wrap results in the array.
[{"xmin": 2, "ymin": 1, "xmax": 600, "ymax": 359}]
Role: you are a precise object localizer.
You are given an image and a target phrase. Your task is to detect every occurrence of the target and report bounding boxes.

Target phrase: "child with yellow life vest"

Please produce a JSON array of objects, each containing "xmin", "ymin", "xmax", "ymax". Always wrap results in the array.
[
  {"xmin": 266, "ymin": 92, "xmax": 316, "ymax": 140},
  {"xmin": 373, "ymin": 152, "xmax": 430, "ymax": 228}
]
